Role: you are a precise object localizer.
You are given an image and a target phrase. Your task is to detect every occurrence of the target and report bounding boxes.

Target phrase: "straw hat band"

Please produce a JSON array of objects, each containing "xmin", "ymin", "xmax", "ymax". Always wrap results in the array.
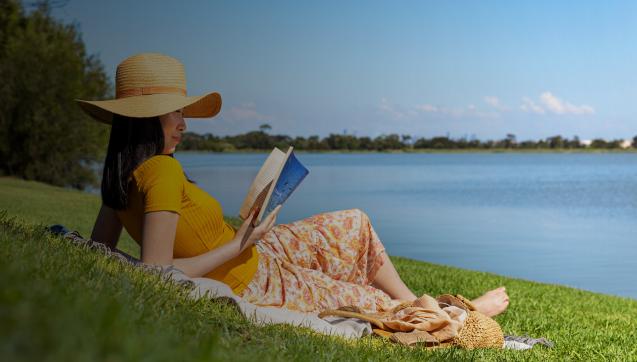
[{"xmin": 116, "ymin": 86, "xmax": 187, "ymax": 99}]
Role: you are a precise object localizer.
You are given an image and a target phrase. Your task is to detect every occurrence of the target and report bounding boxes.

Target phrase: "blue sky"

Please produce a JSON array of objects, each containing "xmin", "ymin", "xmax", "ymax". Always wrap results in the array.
[{"xmin": 53, "ymin": 0, "xmax": 637, "ymax": 140}]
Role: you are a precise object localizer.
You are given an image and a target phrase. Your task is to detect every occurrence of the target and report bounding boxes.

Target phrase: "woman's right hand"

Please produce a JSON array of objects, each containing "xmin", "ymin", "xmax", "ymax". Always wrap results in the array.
[{"xmin": 234, "ymin": 205, "xmax": 282, "ymax": 252}]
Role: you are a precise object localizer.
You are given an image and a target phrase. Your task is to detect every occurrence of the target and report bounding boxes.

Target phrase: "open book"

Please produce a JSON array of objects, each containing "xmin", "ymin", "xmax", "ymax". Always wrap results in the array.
[{"xmin": 239, "ymin": 146, "xmax": 309, "ymax": 226}]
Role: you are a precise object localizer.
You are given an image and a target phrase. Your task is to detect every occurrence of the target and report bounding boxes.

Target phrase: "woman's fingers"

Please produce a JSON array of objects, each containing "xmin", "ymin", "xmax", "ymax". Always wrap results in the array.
[
  {"xmin": 254, "ymin": 205, "xmax": 281, "ymax": 237},
  {"xmin": 241, "ymin": 206, "xmax": 261, "ymax": 227},
  {"xmin": 260, "ymin": 206, "xmax": 281, "ymax": 227},
  {"xmin": 269, "ymin": 205, "xmax": 281, "ymax": 221},
  {"xmin": 258, "ymin": 216, "xmax": 276, "ymax": 235},
  {"xmin": 266, "ymin": 205, "xmax": 282, "ymax": 221},
  {"xmin": 265, "ymin": 206, "xmax": 281, "ymax": 228},
  {"xmin": 264, "ymin": 217, "xmax": 276, "ymax": 233}
]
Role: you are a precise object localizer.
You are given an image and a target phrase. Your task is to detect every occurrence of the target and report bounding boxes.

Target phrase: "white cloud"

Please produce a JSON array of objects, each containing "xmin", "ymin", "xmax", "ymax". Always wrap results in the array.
[
  {"xmin": 520, "ymin": 97, "xmax": 545, "ymax": 114},
  {"xmin": 483, "ymin": 96, "xmax": 509, "ymax": 111},
  {"xmin": 223, "ymin": 102, "xmax": 272, "ymax": 121},
  {"xmin": 539, "ymin": 92, "xmax": 595, "ymax": 115},
  {"xmin": 382, "ymin": 91, "xmax": 595, "ymax": 122},
  {"xmin": 379, "ymin": 98, "xmax": 420, "ymax": 119},
  {"xmin": 415, "ymin": 104, "xmax": 438, "ymax": 112},
  {"xmin": 414, "ymin": 101, "xmax": 498, "ymax": 119},
  {"xmin": 379, "ymin": 97, "xmax": 405, "ymax": 119},
  {"xmin": 380, "ymin": 98, "xmax": 500, "ymax": 120},
  {"xmin": 520, "ymin": 92, "xmax": 594, "ymax": 116},
  {"xmin": 484, "ymin": 96, "xmax": 500, "ymax": 107}
]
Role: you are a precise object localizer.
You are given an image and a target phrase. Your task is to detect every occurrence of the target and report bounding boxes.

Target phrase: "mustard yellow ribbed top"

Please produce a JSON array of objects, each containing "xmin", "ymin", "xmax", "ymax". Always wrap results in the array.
[{"xmin": 116, "ymin": 155, "xmax": 258, "ymax": 294}]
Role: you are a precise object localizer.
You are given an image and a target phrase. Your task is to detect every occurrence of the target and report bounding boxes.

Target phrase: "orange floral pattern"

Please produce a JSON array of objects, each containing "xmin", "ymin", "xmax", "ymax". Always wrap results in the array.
[{"xmin": 239, "ymin": 209, "xmax": 400, "ymax": 313}]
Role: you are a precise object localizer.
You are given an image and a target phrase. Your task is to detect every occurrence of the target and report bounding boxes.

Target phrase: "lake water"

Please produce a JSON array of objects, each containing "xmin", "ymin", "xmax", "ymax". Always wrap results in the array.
[{"xmin": 175, "ymin": 152, "xmax": 637, "ymax": 299}]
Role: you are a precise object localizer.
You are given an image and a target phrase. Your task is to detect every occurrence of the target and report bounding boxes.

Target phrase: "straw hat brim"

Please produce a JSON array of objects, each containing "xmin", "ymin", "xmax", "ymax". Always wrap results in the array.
[{"xmin": 76, "ymin": 92, "xmax": 221, "ymax": 124}]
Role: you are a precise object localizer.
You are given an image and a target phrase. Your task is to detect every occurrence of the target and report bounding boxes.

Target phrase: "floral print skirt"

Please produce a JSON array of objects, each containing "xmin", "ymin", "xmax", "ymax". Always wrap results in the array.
[{"xmin": 239, "ymin": 208, "xmax": 400, "ymax": 313}]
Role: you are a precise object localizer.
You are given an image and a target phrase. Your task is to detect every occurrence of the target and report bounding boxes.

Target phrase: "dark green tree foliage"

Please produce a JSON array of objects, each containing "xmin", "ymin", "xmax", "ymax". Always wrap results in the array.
[
  {"xmin": 0, "ymin": 1, "xmax": 110, "ymax": 189},
  {"xmin": 372, "ymin": 134, "xmax": 403, "ymax": 150},
  {"xmin": 324, "ymin": 134, "xmax": 360, "ymax": 150},
  {"xmin": 258, "ymin": 123, "xmax": 271, "ymax": 133}
]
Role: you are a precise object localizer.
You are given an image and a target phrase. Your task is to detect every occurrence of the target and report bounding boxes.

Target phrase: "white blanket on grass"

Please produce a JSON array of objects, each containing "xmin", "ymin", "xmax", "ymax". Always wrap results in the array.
[
  {"xmin": 57, "ymin": 228, "xmax": 371, "ymax": 340},
  {"xmin": 164, "ymin": 268, "xmax": 372, "ymax": 339}
]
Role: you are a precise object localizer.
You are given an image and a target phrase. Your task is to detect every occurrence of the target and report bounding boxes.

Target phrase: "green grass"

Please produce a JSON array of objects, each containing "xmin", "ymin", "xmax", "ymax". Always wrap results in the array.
[{"xmin": 1, "ymin": 176, "xmax": 636, "ymax": 361}]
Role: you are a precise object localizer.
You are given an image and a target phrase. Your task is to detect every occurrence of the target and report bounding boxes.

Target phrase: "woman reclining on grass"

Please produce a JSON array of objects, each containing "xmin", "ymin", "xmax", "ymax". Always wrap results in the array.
[{"xmin": 81, "ymin": 53, "xmax": 509, "ymax": 316}]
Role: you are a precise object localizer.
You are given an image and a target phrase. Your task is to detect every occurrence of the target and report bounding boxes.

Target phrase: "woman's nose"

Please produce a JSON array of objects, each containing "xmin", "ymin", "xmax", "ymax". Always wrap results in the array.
[{"xmin": 178, "ymin": 116, "xmax": 187, "ymax": 131}]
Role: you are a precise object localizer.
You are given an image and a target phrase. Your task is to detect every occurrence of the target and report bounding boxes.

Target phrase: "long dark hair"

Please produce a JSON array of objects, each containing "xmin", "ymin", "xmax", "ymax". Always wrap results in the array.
[{"xmin": 101, "ymin": 114, "xmax": 164, "ymax": 210}]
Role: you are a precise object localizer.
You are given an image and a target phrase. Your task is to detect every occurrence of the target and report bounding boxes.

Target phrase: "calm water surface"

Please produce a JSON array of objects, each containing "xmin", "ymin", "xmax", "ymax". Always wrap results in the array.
[{"xmin": 175, "ymin": 152, "xmax": 637, "ymax": 299}]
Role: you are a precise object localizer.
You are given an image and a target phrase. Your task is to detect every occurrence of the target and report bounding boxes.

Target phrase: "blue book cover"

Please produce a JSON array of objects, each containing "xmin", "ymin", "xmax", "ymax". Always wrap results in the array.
[{"xmin": 261, "ymin": 150, "xmax": 309, "ymax": 220}]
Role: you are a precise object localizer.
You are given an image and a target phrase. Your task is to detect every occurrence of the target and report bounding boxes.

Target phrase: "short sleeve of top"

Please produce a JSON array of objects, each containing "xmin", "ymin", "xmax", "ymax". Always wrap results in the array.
[{"xmin": 132, "ymin": 155, "xmax": 185, "ymax": 214}]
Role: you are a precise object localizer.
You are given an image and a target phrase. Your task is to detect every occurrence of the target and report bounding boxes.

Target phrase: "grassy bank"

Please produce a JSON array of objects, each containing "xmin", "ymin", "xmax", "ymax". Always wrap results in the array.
[{"xmin": 1, "ymin": 177, "xmax": 636, "ymax": 360}]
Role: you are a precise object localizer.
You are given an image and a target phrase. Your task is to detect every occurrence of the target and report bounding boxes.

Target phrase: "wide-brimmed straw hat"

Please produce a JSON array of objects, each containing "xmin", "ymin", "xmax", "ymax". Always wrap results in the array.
[{"xmin": 76, "ymin": 53, "xmax": 221, "ymax": 124}]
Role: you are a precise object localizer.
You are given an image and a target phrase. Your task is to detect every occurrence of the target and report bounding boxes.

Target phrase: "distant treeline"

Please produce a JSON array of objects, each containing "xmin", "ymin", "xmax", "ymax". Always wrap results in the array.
[{"xmin": 181, "ymin": 127, "xmax": 637, "ymax": 152}]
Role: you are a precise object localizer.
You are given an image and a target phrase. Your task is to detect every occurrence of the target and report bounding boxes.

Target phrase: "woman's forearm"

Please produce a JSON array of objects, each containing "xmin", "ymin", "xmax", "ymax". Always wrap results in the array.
[{"xmin": 172, "ymin": 238, "xmax": 243, "ymax": 278}]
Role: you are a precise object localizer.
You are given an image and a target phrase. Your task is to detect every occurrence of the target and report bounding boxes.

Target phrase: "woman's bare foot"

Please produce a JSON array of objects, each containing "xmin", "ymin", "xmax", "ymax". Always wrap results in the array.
[{"xmin": 471, "ymin": 287, "xmax": 509, "ymax": 317}]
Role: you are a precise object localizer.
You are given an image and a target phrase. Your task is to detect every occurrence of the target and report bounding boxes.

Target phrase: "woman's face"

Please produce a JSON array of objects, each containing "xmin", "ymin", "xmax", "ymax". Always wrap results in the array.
[{"xmin": 159, "ymin": 109, "xmax": 186, "ymax": 154}]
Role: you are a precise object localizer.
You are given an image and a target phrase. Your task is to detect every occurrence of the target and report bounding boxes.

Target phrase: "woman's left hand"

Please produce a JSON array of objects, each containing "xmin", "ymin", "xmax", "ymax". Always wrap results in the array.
[{"xmin": 235, "ymin": 205, "xmax": 282, "ymax": 252}]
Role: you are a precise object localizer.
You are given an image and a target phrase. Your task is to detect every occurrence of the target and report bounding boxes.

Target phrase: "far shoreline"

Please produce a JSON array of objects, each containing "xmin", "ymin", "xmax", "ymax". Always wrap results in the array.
[{"xmin": 178, "ymin": 148, "xmax": 637, "ymax": 154}]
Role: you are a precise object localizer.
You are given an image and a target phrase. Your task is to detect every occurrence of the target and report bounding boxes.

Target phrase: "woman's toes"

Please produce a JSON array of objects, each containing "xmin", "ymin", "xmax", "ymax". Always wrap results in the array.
[{"xmin": 470, "ymin": 288, "xmax": 510, "ymax": 317}]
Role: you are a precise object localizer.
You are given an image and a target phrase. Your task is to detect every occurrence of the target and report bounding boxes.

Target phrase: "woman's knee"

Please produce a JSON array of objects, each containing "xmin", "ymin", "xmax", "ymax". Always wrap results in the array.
[
  {"xmin": 348, "ymin": 208, "xmax": 367, "ymax": 219},
  {"xmin": 352, "ymin": 208, "xmax": 372, "ymax": 225},
  {"xmin": 317, "ymin": 208, "xmax": 368, "ymax": 221}
]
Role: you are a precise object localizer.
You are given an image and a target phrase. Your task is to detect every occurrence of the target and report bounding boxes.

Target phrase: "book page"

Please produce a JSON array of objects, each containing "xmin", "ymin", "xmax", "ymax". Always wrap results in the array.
[{"xmin": 239, "ymin": 148, "xmax": 286, "ymax": 220}]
